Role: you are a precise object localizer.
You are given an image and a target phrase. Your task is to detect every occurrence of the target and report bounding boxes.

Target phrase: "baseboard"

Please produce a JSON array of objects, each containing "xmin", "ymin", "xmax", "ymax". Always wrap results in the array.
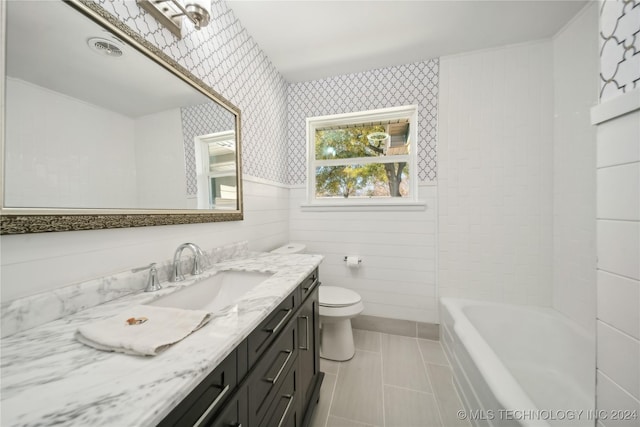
[{"xmin": 351, "ymin": 314, "xmax": 439, "ymax": 340}]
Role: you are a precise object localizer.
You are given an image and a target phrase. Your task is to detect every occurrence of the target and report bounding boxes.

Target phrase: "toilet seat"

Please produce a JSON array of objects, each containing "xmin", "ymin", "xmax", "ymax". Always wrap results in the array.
[{"xmin": 319, "ymin": 286, "xmax": 361, "ymax": 308}]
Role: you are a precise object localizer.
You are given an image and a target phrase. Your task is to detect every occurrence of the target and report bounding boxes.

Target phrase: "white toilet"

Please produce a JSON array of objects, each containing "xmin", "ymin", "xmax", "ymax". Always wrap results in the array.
[
  {"xmin": 318, "ymin": 285, "xmax": 363, "ymax": 361},
  {"xmin": 270, "ymin": 243, "xmax": 364, "ymax": 361}
]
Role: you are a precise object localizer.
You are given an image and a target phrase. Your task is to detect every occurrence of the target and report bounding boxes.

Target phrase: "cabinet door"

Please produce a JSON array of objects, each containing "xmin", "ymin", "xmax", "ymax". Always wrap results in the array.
[{"xmin": 298, "ymin": 285, "xmax": 320, "ymax": 416}]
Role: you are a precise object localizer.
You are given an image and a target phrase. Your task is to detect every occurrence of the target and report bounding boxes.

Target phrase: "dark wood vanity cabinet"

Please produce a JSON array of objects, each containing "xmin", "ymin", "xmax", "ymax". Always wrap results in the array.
[{"xmin": 159, "ymin": 268, "xmax": 323, "ymax": 427}]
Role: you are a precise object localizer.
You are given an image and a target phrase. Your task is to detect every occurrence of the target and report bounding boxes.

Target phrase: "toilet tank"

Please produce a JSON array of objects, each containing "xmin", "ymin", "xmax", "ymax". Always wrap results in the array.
[{"xmin": 270, "ymin": 243, "xmax": 306, "ymax": 254}]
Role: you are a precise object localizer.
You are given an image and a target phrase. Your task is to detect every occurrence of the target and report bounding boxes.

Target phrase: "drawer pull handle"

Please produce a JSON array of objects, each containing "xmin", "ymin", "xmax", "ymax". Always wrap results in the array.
[
  {"xmin": 277, "ymin": 394, "xmax": 294, "ymax": 427},
  {"xmin": 193, "ymin": 384, "xmax": 230, "ymax": 427},
  {"xmin": 299, "ymin": 316, "xmax": 309, "ymax": 350},
  {"xmin": 263, "ymin": 350, "xmax": 293, "ymax": 384},
  {"xmin": 264, "ymin": 308, "xmax": 293, "ymax": 335},
  {"xmin": 303, "ymin": 278, "xmax": 319, "ymax": 292}
]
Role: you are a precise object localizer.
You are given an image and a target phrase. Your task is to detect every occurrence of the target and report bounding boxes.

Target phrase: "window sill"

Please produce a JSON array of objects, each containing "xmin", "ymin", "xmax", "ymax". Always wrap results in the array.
[{"xmin": 300, "ymin": 200, "xmax": 427, "ymax": 212}]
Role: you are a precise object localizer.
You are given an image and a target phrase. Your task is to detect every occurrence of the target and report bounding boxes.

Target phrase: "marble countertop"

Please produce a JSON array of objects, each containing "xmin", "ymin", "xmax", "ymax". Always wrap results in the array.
[{"xmin": 0, "ymin": 252, "xmax": 323, "ymax": 427}]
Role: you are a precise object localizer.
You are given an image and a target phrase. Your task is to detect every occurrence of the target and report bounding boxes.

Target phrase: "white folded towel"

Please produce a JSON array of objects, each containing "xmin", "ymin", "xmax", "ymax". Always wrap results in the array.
[{"xmin": 76, "ymin": 305, "xmax": 212, "ymax": 356}]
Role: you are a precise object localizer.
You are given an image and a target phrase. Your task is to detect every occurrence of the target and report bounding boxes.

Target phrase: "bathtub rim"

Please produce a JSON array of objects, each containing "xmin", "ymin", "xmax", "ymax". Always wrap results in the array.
[{"xmin": 442, "ymin": 297, "xmax": 549, "ymax": 427}]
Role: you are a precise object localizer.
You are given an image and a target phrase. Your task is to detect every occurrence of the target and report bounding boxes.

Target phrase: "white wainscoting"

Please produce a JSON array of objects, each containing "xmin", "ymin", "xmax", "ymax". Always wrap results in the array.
[
  {"xmin": 288, "ymin": 185, "xmax": 438, "ymax": 323},
  {"xmin": 0, "ymin": 177, "xmax": 290, "ymax": 302}
]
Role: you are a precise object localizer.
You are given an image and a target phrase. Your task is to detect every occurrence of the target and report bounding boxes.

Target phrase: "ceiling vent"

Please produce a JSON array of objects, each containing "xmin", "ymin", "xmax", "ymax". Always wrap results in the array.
[{"xmin": 87, "ymin": 37, "xmax": 124, "ymax": 58}]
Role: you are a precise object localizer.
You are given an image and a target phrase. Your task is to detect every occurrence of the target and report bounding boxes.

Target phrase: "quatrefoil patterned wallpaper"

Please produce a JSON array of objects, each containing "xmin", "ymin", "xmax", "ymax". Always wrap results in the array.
[
  {"xmin": 95, "ymin": 0, "xmax": 440, "ymax": 186},
  {"xmin": 599, "ymin": 0, "xmax": 640, "ymax": 100}
]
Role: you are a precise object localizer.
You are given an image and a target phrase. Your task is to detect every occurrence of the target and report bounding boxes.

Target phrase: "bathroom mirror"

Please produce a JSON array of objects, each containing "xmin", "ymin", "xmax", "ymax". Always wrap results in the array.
[{"xmin": 0, "ymin": 0, "xmax": 243, "ymax": 234}]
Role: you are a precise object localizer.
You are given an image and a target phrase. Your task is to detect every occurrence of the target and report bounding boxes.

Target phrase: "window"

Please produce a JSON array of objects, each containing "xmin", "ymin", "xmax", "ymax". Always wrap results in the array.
[
  {"xmin": 306, "ymin": 105, "xmax": 420, "ymax": 207},
  {"xmin": 195, "ymin": 130, "xmax": 237, "ymax": 210}
]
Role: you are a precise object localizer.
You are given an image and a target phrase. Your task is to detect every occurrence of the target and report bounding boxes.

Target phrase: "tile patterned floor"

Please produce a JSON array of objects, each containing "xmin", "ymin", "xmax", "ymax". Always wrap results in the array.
[{"xmin": 310, "ymin": 329, "xmax": 471, "ymax": 427}]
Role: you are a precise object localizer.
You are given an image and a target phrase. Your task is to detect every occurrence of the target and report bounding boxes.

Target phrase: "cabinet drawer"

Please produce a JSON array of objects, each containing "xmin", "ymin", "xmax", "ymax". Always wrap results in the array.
[
  {"xmin": 299, "ymin": 269, "xmax": 319, "ymax": 301},
  {"xmin": 248, "ymin": 319, "xmax": 298, "ymax": 426},
  {"xmin": 260, "ymin": 364, "xmax": 299, "ymax": 427},
  {"xmin": 248, "ymin": 290, "xmax": 297, "ymax": 366},
  {"xmin": 208, "ymin": 387, "xmax": 247, "ymax": 427},
  {"xmin": 158, "ymin": 350, "xmax": 237, "ymax": 427}
]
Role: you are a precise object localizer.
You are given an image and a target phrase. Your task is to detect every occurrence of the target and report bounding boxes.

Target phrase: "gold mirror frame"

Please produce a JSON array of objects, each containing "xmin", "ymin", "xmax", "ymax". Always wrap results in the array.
[{"xmin": 0, "ymin": 0, "xmax": 243, "ymax": 235}]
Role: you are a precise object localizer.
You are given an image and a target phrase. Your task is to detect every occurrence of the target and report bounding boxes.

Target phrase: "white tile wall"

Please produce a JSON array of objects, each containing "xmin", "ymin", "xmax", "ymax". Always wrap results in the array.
[
  {"xmin": 596, "ymin": 371, "xmax": 640, "ymax": 427},
  {"xmin": 597, "ymin": 220, "xmax": 640, "ymax": 280},
  {"xmin": 134, "ymin": 108, "xmax": 189, "ymax": 208},
  {"xmin": 597, "ymin": 162, "xmax": 640, "ymax": 220},
  {"xmin": 596, "ymin": 110, "xmax": 640, "ymax": 168},
  {"xmin": 597, "ymin": 321, "xmax": 640, "ymax": 400},
  {"xmin": 4, "ymin": 78, "xmax": 138, "ymax": 208},
  {"xmin": 597, "ymin": 270, "xmax": 640, "ymax": 339},
  {"xmin": 594, "ymin": 84, "xmax": 640, "ymax": 424},
  {"xmin": 438, "ymin": 41, "xmax": 554, "ymax": 306},
  {"xmin": 552, "ymin": 2, "xmax": 599, "ymax": 332},
  {"xmin": 289, "ymin": 185, "xmax": 438, "ymax": 323}
]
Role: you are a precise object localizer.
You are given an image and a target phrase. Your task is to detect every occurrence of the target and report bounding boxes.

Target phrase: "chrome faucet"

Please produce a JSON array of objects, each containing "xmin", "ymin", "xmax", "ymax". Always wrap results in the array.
[
  {"xmin": 133, "ymin": 263, "xmax": 162, "ymax": 292},
  {"xmin": 172, "ymin": 243, "xmax": 208, "ymax": 282}
]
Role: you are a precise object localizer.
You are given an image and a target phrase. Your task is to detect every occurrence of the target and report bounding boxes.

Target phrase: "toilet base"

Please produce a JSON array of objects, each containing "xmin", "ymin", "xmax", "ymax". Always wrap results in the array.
[{"xmin": 320, "ymin": 318, "xmax": 356, "ymax": 361}]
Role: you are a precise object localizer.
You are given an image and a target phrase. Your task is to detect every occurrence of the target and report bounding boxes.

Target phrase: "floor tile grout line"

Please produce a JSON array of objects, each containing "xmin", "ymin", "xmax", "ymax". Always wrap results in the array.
[
  {"xmin": 418, "ymin": 337, "xmax": 441, "ymax": 344},
  {"xmin": 329, "ymin": 414, "xmax": 376, "ymax": 427},
  {"xmin": 426, "ymin": 361, "xmax": 447, "ymax": 427},
  {"xmin": 426, "ymin": 361, "xmax": 452, "ymax": 368},
  {"xmin": 383, "ymin": 382, "xmax": 438, "ymax": 396},
  {"xmin": 323, "ymin": 369, "xmax": 339, "ymax": 427},
  {"xmin": 417, "ymin": 338, "xmax": 446, "ymax": 427}
]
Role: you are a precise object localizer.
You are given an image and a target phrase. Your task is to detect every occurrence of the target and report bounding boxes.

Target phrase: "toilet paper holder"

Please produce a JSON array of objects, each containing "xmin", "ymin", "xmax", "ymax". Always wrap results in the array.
[{"xmin": 343, "ymin": 256, "xmax": 362, "ymax": 264}]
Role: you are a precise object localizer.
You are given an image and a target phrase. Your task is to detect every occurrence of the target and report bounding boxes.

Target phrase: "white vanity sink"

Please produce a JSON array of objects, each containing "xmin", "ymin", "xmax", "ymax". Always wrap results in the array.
[{"xmin": 149, "ymin": 270, "xmax": 273, "ymax": 312}]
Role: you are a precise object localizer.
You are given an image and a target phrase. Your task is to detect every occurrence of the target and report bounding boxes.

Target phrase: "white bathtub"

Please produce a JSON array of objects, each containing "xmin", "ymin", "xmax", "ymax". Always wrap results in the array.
[{"xmin": 440, "ymin": 298, "xmax": 595, "ymax": 427}]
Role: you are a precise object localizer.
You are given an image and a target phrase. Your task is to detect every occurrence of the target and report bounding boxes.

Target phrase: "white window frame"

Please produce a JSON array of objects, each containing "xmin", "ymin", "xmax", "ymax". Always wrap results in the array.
[
  {"xmin": 194, "ymin": 130, "xmax": 236, "ymax": 210},
  {"xmin": 304, "ymin": 105, "xmax": 424, "ymax": 211}
]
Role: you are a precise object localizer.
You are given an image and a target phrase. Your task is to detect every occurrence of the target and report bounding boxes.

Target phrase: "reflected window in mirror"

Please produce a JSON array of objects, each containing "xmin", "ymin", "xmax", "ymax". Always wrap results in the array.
[{"xmin": 195, "ymin": 130, "xmax": 238, "ymax": 210}]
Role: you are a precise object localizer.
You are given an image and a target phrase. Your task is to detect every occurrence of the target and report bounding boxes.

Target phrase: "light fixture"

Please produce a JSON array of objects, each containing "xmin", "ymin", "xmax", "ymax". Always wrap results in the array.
[{"xmin": 137, "ymin": 0, "xmax": 211, "ymax": 39}]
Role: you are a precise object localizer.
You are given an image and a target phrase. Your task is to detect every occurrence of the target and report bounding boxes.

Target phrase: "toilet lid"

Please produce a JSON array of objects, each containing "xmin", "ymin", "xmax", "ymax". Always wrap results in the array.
[{"xmin": 319, "ymin": 286, "xmax": 361, "ymax": 307}]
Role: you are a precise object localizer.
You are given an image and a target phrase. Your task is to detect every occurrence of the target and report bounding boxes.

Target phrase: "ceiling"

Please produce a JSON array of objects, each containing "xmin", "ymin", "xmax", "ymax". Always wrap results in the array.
[
  {"xmin": 227, "ymin": 0, "xmax": 590, "ymax": 82},
  {"xmin": 6, "ymin": 1, "xmax": 209, "ymax": 117}
]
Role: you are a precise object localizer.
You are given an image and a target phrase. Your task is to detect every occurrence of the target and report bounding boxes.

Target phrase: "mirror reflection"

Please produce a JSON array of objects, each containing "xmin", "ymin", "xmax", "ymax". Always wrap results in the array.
[{"xmin": 3, "ymin": 0, "xmax": 240, "ymax": 212}]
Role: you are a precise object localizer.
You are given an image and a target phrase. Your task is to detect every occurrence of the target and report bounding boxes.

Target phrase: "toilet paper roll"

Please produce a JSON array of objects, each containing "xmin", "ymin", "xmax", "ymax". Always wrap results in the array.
[{"xmin": 346, "ymin": 256, "xmax": 361, "ymax": 268}]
